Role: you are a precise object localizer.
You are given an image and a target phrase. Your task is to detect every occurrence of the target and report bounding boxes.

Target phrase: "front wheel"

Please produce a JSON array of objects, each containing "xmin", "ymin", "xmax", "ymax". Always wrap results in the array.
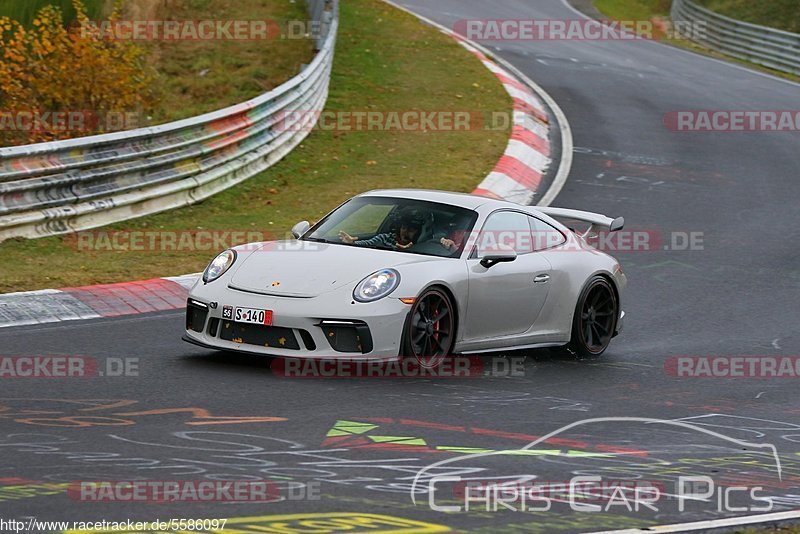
[
  {"xmin": 566, "ymin": 276, "xmax": 618, "ymax": 358},
  {"xmin": 401, "ymin": 288, "xmax": 455, "ymax": 368}
]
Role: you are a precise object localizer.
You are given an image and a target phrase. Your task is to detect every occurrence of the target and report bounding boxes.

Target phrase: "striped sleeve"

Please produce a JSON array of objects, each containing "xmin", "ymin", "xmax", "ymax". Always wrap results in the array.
[{"xmin": 355, "ymin": 233, "xmax": 396, "ymax": 248}]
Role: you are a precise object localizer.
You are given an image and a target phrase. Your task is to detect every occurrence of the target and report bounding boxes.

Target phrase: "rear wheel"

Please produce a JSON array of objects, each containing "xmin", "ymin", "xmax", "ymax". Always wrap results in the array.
[
  {"xmin": 402, "ymin": 288, "xmax": 455, "ymax": 368},
  {"xmin": 566, "ymin": 276, "xmax": 618, "ymax": 358}
]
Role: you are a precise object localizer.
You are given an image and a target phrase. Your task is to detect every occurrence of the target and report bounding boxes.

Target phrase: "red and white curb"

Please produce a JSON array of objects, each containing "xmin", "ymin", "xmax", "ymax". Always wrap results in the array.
[
  {"xmin": 0, "ymin": 2, "xmax": 572, "ymax": 330},
  {"xmin": 465, "ymin": 42, "xmax": 552, "ymax": 205},
  {"xmin": 429, "ymin": 28, "xmax": 554, "ymax": 205},
  {"xmin": 0, "ymin": 275, "xmax": 198, "ymax": 328},
  {"xmin": 382, "ymin": 0, "xmax": 573, "ymax": 208}
]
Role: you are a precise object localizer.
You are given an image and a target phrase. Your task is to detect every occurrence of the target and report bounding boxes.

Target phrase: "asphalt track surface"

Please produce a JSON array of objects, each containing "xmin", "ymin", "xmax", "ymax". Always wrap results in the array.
[{"xmin": 2, "ymin": 1, "xmax": 800, "ymax": 532}]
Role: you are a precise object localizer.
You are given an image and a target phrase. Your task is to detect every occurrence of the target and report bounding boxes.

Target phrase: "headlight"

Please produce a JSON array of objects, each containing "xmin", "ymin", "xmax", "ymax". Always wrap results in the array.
[
  {"xmin": 203, "ymin": 249, "xmax": 237, "ymax": 283},
  {"xmin": 354, "ymin": 269, "xmax": 400, "ymax": 302}
]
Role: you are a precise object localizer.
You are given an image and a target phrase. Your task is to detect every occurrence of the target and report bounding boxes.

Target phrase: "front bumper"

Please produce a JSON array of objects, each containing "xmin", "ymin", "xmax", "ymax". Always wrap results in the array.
[
  {"xmin": 614, "ymin": 310, "xmax": 625, "ymax": 337},
  {"xmin": 183, "ymin": 283, "xmax": 410, "ymax": 360}
]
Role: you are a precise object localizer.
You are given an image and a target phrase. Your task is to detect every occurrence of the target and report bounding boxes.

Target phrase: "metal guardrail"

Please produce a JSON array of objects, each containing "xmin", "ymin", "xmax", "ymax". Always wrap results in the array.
[
  {"xmin": 0, "ymin": 0, "xmax": 338, "ymax": 241},
  {"xmin": 671, "ymin": 0, "xmax": 800, "ymax": 76}
]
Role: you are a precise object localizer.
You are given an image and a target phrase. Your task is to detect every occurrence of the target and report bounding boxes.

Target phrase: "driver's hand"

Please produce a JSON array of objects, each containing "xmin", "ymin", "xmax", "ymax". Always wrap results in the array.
[
  {"xmin": 338, "ymin": 231, "xmax": 357, "ymax": 244},
  {"xmin": 396, "ymin": 241, "xmax": 414, "ymax": 250},
  {"xmin": 440, "ymin": 238, "xmax": 456, "ymax": 251}
]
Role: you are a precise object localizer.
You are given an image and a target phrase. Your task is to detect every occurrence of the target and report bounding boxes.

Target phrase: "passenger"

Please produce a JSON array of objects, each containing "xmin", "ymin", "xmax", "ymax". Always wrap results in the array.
[
  {"xmin": 437, "ymin": 214, "xmax": 472, "ymax": 254},
  {"xmin": 339, "ymin": 211, "xmax": 424, "ymax": 250}
]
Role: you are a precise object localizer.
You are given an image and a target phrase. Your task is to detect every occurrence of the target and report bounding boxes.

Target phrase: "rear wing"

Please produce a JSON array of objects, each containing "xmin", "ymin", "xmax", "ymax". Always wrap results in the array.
[{"xmin": 536, "ymin": 207, "xmax": 625, "ymax": 238}]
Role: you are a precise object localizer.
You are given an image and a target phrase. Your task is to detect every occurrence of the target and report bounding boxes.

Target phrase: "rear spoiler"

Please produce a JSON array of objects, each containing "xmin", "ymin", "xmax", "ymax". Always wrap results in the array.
[{"xmin": 536, "ymin": 207, "xmax": 625, "ymax": 237}]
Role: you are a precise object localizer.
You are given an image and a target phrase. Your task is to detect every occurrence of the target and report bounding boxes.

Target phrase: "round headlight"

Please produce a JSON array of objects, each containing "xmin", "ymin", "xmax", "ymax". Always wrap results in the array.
[
  {"xmin": 203, "ymin": 249, "xmax": 237, "ymax": 283},
  {"xmin": 354, "ymin": 269, "xmax": 401, "ymax": 303}
]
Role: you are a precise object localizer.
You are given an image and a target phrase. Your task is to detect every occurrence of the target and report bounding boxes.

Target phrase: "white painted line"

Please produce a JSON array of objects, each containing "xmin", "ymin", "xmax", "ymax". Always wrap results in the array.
[
  {"xmin": 588, "ymin": 509, "xmax": 800, "ymax": 533},
  {"xmin": 455, "ymin": 39, "xmax": 483, "ymax": 56},
  {"xmin": 481, "ymin": 60, "xmax": 509, "ymax": 76}
]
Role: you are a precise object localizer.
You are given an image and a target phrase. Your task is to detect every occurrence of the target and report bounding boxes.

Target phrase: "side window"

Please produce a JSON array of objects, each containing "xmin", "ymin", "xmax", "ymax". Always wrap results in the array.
[
  {"xmin": 476, "ymin": 211, "xmax": 534, "ymax": 257},
  {"xmin": 529, "ymin": 216, "xmax": 566, "ymax": 251}
]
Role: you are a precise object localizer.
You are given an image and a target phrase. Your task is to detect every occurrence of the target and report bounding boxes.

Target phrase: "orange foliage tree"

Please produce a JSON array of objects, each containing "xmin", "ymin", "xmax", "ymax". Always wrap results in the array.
[{"xmin": 0, "ymin": 0, "xmax": 155, "ymax": 146}]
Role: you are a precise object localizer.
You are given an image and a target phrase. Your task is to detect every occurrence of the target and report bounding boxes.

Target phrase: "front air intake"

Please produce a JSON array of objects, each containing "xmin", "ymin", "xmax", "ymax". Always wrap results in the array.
[{"xmin": 317, "ymin": 320, "xmax": 373, "ymax": 354}]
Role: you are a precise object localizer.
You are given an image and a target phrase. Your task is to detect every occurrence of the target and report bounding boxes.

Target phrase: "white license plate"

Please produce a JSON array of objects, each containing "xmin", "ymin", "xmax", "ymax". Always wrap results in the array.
[{"xmin": 234, "ymin": 307, "xmax": 273, "ymax": 326}]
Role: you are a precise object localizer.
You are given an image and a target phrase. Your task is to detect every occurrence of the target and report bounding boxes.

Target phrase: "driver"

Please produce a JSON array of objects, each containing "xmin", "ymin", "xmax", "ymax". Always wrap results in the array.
[{"xmin": 339, "ymin": 211, "xmax": 424, "ymax": 250}]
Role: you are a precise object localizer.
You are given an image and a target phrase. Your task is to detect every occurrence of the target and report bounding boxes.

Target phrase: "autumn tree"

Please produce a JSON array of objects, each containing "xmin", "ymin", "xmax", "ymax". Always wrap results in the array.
[{"xmin": 0, "ymin": 0, "xmax": 155, "ymax": 146}]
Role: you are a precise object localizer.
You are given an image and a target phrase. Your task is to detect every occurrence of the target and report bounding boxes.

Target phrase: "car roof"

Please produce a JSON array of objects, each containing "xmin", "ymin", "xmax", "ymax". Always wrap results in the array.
[{"xmin": 359, "ymin": 189, "xmax": 522, "ymax": 211}]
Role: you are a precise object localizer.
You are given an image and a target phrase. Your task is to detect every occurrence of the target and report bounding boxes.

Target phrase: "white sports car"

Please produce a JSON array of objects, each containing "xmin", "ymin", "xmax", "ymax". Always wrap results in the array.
[{"xmin": 183, "ymin": 189, "xmax": 626, "ymax": 362}]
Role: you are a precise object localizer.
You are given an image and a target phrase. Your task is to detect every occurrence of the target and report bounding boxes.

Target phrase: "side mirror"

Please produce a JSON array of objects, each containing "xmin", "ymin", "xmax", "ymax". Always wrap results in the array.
[
  {"xmin": 479, "ymin": 246, "xmax": 517, "ymax": 269},
  {"xmin": 291, "ymin": 221, "xmax": 311, "ymax": 239}
]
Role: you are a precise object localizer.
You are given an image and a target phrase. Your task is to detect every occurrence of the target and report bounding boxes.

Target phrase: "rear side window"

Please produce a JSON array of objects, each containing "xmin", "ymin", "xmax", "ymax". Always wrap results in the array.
[
  {"xmin": 529, "ymin": 216, "xmax": 566, "ymax": 251},
  {"xmin": 476, "ymin": 211, "xmax": 535, "ymax": 256}
]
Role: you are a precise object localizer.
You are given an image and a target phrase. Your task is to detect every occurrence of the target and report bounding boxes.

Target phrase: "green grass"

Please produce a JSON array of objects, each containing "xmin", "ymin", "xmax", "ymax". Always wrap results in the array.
[
  {"xmin": 593, "ymin": 0, "xmax": 672, "ymax": 22},
  {"xmin": 593, "ymin": 0, "xmax": 800, "ymax": 82},
  {"xmin": 593, "ymin": 0, "xmax": 800, "ymax": 32},
  {"xmin": 0, "ymin": 0, "xmax": 511, "ymax": 293},
  {"xmin": 140, "ymin": 0, "xmax": 316, "ymax": 123},
  {"xmin": 696, "ymin": 0, "xmax": 800, "ymax": 34},
  {"xmin": 0, "ymin": 0, "xmax": 105, "ymax": 26}
]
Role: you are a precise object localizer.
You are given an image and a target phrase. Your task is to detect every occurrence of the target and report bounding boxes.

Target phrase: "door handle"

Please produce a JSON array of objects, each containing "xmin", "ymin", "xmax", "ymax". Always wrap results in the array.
[{"xmin": 534, "ymin": 274, "xmax": 550, "ymax": 284}]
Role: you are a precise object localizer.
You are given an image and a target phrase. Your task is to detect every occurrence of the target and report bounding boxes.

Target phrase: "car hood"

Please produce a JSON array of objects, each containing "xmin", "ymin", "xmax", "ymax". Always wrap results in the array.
[{"xmin": 228, "ymin": 241, "xmax": 438, "ymax": 298}]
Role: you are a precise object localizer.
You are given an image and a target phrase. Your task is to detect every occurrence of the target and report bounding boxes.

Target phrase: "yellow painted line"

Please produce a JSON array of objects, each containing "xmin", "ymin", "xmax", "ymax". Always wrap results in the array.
[
  {"xmin": 369, "ymin": 436, "xmax": 428, "ymax": 445},
  {"xmin": 0, "ymin": 483, "xmax": 70, "ymax": 502},
  {"xmin": 498, "ymin": 449, "xmax": 563, "ymax": 456}
]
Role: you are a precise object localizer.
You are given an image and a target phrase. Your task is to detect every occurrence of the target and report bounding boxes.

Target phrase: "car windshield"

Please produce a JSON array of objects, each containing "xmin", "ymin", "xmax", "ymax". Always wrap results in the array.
[{"xmin": 304, "ymin": 196, "xmax": 478, "ymax": 258}]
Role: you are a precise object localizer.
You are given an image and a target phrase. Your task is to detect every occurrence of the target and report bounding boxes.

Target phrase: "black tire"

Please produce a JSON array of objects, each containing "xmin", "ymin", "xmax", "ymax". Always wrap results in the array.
[
  {"xmin": 401, "ymin": 288, "xmax": 456, "ymax": 368},
  {"xmin": 566, "ymin": 276, "xmax": 618, "ymax": 358}
]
